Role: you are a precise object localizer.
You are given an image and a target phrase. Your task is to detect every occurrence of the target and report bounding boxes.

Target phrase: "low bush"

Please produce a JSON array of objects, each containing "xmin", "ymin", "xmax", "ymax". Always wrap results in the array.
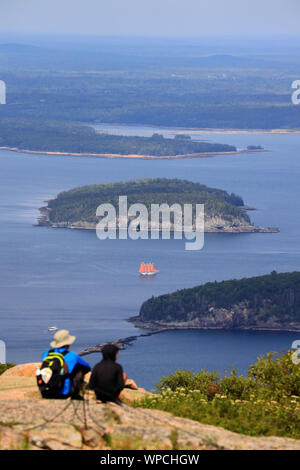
[
  {"xmin": 0, "ymin": 363, "xmax": 15, "ymax": 376},
  {"xmin": 135, "ymin": 351, "xmax": 300, "ymax": 439}
]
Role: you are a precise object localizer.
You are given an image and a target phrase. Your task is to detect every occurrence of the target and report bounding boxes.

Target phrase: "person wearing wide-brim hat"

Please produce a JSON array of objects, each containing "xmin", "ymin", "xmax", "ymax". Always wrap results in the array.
[
  {"xmin": 50, "ymin": 329, "xmax": 76, "ymax": 349},
  {"xmin": 39, "ymin": 329, "xmax": 91, "ymax": 400}
]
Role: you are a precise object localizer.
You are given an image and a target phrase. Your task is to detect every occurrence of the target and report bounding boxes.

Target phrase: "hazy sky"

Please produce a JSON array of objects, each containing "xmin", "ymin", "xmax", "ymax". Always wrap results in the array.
[{"xmin": 0, "ymin": 0, "xmax": 299, "ymax": 37}]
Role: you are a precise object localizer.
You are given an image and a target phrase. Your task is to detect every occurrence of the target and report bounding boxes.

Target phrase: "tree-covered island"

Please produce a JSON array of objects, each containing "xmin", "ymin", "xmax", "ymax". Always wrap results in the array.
[
  {"xmin": 0, "ymin": 118, "xmax": 263, "ymax": 158},
  {"xmin": 38, "ymin": 178, "xmax": 277, "ymax": 233},
  {"xmin": 132, "ymin": 271, "xmax": 300, "ymax": 331}
]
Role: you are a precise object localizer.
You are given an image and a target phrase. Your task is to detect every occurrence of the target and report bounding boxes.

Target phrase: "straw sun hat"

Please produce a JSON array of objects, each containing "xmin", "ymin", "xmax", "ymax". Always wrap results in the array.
[{"xmin": 50, "ymin": 329, "xmax": 76, "ymax": 348}]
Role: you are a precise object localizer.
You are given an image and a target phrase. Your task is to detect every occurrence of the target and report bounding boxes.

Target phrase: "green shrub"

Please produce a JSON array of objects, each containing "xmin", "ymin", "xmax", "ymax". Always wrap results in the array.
[
  {"xmin": 0, "ymin": 363, "xmax": 15, "ymax": 376},
  {"xmin": 157, "ymin": 369, "xmax": 219, "ymax": 398},
  {"xmin": 248, "ymin": 351, "xmax": 300, "ymax": 399},
  {"xmin": 136, "ymin": 351, "xmax": 300, "ymax": 439}
]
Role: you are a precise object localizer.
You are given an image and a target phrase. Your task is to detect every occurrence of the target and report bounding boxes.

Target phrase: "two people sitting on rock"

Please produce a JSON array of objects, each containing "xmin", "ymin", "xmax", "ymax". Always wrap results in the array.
[{"xmin": 38, "ymin": 330, "xmax": 132, "ymax": 404}]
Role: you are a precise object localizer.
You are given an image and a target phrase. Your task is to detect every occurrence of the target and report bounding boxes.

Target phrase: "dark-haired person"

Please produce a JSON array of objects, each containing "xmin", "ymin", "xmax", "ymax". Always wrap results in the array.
[{"xmin": 89, "ymin": 344, "xmax": 125, "ymax": 404}]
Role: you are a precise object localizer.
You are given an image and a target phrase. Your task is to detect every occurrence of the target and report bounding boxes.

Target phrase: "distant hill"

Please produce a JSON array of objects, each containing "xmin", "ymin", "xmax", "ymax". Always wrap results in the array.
[
  {"xmin": 196, "ymin": 54, "xmax": 263, "ymax": 67},
  {"xmin": 0, "ymin": 36, "xmax": 299, "ymax": 129},
  {"xmin": 136, "ymin": 271, "xmax": 300, "ymax": 331},
  {"xmin": 0, "ymin": 43, "xmax": 41, "ymax": 53}
]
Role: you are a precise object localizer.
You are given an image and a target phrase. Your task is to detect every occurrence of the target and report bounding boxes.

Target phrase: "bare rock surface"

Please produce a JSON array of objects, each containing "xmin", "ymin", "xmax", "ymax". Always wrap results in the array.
[
  {"xmin": 2, "ymin": 363, "xmax": 40, "ymax": 377},
  {"xmin": 0, "ymin": 396, "xmax": 299, "ymax": 450}
]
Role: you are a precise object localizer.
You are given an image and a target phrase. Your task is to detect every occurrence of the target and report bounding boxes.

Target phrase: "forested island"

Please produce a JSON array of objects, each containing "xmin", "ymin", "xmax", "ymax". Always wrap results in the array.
[
  {"xmin": 0, "ymin": 118, "xmax": 242, "ymax": 158},
  {"xmin": 132, "ymin": 271, "xmax": 300, "ymax": 332},
  {"xmin": 38, "ymin": 178, "xmax": 277, "ymax": 233}
]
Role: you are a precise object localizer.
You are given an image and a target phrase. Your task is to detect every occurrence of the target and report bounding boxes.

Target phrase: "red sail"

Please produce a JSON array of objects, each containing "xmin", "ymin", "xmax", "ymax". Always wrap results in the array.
[
  {"xmin": 139, "ymin": 262, "xmax": 158, "ymax": 274},
  {"xmin": 139, "ymin": 263, "xmax": 145, "ymax": 273}
]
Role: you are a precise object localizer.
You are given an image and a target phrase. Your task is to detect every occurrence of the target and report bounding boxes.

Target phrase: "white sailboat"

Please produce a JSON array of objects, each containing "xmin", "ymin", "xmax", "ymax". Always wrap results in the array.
[{"xmin": 48, "ymin": 326, "xmax": 58, "ymax": 332}]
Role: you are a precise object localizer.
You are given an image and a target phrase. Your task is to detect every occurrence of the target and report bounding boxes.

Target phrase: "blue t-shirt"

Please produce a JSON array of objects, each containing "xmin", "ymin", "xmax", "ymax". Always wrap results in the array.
[{"xmin": 42, "ymin": 347, "xmax": 91, "ymax": 395}]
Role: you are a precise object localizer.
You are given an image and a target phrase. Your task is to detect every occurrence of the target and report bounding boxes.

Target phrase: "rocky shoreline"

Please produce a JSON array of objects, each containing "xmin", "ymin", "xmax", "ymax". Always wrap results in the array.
[
  {"xmin": 79, "ymin": 313, "xmax": 300, "ymax": 358},
  {"xmin": 78, "ymin": 328, "xmax": 169, "ymax": 356},
  {"xmin": 37, "ymin": 206, "xmax": 279, "ymax": 233},
  {"xmin": 127, "ymin": 315, "xmax": 300, "ymax": 333},
  {"xmin": 0, "ymin": 145, "xmax": 266, "ymax": 160}
]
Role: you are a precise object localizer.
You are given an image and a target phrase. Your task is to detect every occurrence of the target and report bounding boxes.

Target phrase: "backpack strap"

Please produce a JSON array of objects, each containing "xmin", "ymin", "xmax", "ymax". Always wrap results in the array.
[
  {"xmin": 61, "ymin": 350, "xmax": 69, "ymax": 375},
  {"xmin": 43, "ymin": 350, "xmax": 69, "ymax": 375}
]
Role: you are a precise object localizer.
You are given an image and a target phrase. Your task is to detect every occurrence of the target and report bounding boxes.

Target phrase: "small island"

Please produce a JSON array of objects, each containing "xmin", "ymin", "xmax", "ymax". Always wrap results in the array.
[
  {"xmin": 130, "ymin": 271, "xmax": 300, "ymax": 332},
  {"xmin": 37, "ymin": 178, "xmax": 278, "ymax": 233},
  {"xmin": 0, "ymin": 118, "xmax": 265, "ymax": 159}
]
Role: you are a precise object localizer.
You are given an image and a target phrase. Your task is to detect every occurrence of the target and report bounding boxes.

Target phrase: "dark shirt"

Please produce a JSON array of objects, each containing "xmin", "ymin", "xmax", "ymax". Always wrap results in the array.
[{"xmin": 89, "ymin": 359, "xmax": 124, "ymax": 402}]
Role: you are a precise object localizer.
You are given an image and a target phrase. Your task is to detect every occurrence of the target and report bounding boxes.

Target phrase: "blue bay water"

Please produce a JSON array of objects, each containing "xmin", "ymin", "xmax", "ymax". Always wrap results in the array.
[{"xmin": 0, "ymin": 128, "xmax": 299, "ymax": 389}]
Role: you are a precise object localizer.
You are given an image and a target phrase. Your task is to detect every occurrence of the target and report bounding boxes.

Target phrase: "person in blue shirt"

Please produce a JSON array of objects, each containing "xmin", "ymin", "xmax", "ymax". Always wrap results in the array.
[{"xmin": 41, "ymin": 329, "xmax": 91, "ymax": 400}]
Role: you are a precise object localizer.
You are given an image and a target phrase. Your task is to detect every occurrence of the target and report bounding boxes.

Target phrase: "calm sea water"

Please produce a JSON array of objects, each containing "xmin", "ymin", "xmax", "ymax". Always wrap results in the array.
[{"xmin": 0, "ymin": 126, "xmax": 299, "ymax": 389}]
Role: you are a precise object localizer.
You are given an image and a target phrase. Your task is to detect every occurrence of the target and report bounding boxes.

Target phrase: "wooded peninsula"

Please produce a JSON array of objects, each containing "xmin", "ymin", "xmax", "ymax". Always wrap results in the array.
[
  {"xmin": 0, "ymin": 118, "xmax": 241, "ymax": 157},
  {"xmin": 132, "ymin": 271, "xmax": 300, "ymax": 332}
]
